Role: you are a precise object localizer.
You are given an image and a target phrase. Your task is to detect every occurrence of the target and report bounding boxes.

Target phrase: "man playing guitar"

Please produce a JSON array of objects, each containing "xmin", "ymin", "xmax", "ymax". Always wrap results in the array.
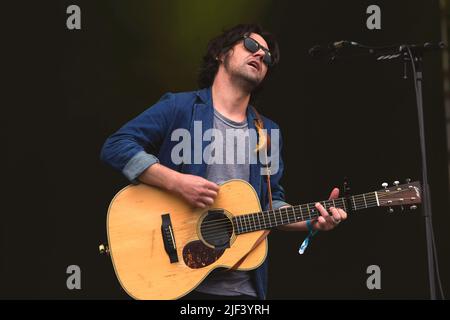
[{"xmin": 100, "ymin": 24, "xmax": 347, "ymax": 300}]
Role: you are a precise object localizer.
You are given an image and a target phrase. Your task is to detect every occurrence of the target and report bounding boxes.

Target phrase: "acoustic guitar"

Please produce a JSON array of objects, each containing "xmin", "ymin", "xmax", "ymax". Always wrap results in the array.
[{"xmin": 100, "ymin": 179, "xmax": 421, "ymax": 299}]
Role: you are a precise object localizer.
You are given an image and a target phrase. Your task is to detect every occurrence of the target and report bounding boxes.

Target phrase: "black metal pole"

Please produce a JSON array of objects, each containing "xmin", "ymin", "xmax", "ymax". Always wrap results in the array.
[{"xmin": 411, "ymin": 53, "xmax": 437, "ymax": 300}]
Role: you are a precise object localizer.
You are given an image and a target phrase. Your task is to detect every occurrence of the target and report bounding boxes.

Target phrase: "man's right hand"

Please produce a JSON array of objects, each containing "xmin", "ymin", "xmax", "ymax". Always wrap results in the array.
[
  {"xmin": 138, "ymin": 163, "xmax": 219, "ymax": 209},
  {"xmin": 172, "ymin": 174, "xmax": 219, "ymax": 209}
]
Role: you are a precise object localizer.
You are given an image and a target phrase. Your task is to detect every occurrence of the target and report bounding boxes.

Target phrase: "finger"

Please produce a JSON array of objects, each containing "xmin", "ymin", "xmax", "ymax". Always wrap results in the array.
[
  {"xmin": 315, "ymin": 202, "xmax": 330, "ymax": 217},
  {"xmin": 329, "ymin": 207, "xmax": 341, "ymax": 222},
  {"xmin": 195, "ymin": 201, "xmax": 206, "ymax": 209},
  {"xmin": 205, "ymin": 181, "xmax": 220, "ymax": 192},
  {"xmin": 338, "ymin": 208, "xmax": 348, "ymax": 220},
  {"xmin": 328, "ymin": 187, "xmax": 340, "ymax": 200},
  {"xmin": 201, "ymin": 197, "xmax": 215, "ymax": 206},
  {"xmin": 201, "ymin": 189, "xmax": 218, "ymax": 199},
  {"xmin": 316, "ymin": 216, "xmax": 330, "ymax": 230}
]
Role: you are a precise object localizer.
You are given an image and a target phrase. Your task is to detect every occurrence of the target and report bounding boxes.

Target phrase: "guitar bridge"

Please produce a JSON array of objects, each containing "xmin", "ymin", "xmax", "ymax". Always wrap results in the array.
[{"xmin": 161, "ymin": 213, "xmax": 178, "ymax": 263}]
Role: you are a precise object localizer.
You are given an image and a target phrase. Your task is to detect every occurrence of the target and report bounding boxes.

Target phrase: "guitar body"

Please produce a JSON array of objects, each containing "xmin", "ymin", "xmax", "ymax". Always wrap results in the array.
[{"xmin": 106, "ymin": 179, "xmax": 267, "ymax": 300}]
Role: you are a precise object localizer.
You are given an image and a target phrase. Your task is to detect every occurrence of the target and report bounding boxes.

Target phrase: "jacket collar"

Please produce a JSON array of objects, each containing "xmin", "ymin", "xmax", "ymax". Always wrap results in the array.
[{"xmin": 195, "ymin": 87, "xmax": 213, "ymax": 106}]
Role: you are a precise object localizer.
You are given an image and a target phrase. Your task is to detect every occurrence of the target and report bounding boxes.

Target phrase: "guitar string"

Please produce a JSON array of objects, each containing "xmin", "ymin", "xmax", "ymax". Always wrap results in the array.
[
  {"xmin": 199, "ymin": 197, "xmax": 409, "ymax": 242},
  {"xmin": 199, "ymin": 186, "xmax": 418, "ymax": 229},
  {"xmin": 198, "ymin": 189, "xmax": 420, "ymax": 238},
  {"xmin": 198, "ymin": 195, "xmax": 416, "ymax": 239},
  {"xmin": 200, "ymin": 211, "xmax": 325, "ymax": 240},
  {"xmin": 198, "ymin": 195, "xmax": 416, "ymax": 237},
  {"xmin": 204, "ymin": 186, "xmax": 417, "ymax": 224},
  {"xmin": 202, "ymin": 205, "xmax": 356, "ymax": 236},
  {"xmin": 200, "ymin": 203, "xmax": 351, "ymax": 236},
  {"xmin": 198, "ymin": 188, "xmax": 417, "ymax": 231}
]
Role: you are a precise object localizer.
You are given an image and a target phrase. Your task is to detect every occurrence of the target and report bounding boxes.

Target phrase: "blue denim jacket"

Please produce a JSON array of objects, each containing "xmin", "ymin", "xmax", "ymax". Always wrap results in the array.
[{"xmin": 100, "ymin": 87, "xmax": 289, "ymax": 300}]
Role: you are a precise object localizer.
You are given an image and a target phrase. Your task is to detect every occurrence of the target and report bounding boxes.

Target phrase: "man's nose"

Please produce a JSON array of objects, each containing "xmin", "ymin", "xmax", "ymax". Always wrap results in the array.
[{"xmin": 253, "ymin": 49, "xmax": 265, "ymax": 60}]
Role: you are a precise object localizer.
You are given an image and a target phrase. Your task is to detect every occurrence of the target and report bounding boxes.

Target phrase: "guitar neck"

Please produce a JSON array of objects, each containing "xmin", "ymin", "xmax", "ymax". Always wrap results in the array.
[{"xmin": 232, "ymin": 192, "xmax": 380, "ymax": 235}]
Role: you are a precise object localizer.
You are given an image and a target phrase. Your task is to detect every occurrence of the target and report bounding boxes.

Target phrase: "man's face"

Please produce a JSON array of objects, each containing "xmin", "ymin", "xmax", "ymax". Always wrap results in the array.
[{"xmin": 221, "ymin": 33, "xmax": 270, "ymax": 91}]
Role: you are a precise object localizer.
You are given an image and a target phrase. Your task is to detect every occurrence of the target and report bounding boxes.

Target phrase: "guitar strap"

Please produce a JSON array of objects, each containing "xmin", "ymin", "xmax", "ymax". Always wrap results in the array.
[{"xmin": 228, "ymin": 106, "xmax": 272, "ymax": 271}]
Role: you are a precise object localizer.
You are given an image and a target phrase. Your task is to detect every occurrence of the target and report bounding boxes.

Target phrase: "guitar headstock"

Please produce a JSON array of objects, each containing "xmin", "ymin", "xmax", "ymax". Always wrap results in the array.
[{"xmin": 376, "ymin": 179, "xmax": 422, "ymax": 212}]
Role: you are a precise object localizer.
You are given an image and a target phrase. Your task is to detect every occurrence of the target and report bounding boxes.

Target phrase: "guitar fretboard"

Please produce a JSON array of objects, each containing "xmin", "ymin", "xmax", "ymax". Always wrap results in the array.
[{"xmin": 232, "ymin": 192, "xmax": 379, "ymax": 234}]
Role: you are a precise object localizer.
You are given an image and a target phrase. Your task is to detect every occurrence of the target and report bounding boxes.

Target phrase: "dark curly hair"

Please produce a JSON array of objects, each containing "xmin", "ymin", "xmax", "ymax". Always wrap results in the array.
[{"xmin": 198, "ymin": 24, "xmax": 280, "ymax": 89}]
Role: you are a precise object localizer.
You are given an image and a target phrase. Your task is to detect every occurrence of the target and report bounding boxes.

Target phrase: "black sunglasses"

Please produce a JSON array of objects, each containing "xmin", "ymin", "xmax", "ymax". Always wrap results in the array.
[{"xmin": 242, "ymin": 36, "xmax": 273, "ymax": 66}]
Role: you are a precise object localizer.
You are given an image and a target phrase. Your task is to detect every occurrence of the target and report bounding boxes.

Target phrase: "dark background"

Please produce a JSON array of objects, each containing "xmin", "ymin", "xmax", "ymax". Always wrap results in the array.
[{"xmin": 3, "ymin": 0, "xmax": 449, "ymax": 299}]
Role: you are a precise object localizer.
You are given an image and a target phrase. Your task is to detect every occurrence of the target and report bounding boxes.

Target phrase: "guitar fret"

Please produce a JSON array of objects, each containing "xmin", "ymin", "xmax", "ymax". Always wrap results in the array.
[
  {"xmin": 302, "ymin": 205, "xmax": 307, "ymax": 221},
  {"xmin": 263, "ymin": 212, "xmax": 267, "ymax": 229},
  {"xmin": 374, "ymin": 191, "xmax": 380, "ymax": 207},
  {"xmin": 306, "ymin": 203, "xmax": 312, "ymax": 220},
  {"xmin": 256, "ymin": 212, "xmax": 261, "ymax": 230},
  {"xmin": 252, "ymin": 214, "xmax": 256, "ymax": 230},
  {"xmin": 363, "ymin": 193, "xmax": 368, "ymax": 208},
  {"xmin": 236, "ymin": 216, "xmax": 241, "ymax": 234},
  {"xmin": 369, "ymin": 192, "xmax": 376, "ymax": 208},
  {"xmin": 341, "ymin": 198, "xmax": 347, "ymax": 211},
  {"xmin": 271, "ymin": 210, "xmax": 276, "ymax": 227}
]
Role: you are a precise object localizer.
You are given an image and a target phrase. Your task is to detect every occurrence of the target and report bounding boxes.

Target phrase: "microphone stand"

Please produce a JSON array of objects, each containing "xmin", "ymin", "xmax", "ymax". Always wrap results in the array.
[
  {"xmin": 406, "ymin": 46, "xmax": 437, "ymax": 300},
  {"xmin": 316, "ymin": 41, "xmax": 445, "ymax": 299}
]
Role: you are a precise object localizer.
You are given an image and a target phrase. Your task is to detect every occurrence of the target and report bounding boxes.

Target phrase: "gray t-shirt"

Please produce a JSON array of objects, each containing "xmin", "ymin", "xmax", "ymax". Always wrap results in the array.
[{"xmin": 195, "ymin": 109, "xmax": 257, "ymax": 297}]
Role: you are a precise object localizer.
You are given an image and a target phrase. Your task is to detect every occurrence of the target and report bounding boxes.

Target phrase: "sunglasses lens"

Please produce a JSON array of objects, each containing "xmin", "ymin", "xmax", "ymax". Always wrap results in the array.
[
  {"xmin": 263, "ymin": 52, "xmax": 272, "ymax": 66},
  {"xmin": 244, "ymin": 38, "xmax": 259, "ymax": 53},
  {"xmin": 244, "ymin": 37, "xmax": 273, "ymax": 66}
]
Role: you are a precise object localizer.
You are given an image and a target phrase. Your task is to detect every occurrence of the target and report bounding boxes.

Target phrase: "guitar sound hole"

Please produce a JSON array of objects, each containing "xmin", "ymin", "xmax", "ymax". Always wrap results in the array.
[{"xmin": 200, "ymin": 210, "xmax": 234, "ymax": 249}]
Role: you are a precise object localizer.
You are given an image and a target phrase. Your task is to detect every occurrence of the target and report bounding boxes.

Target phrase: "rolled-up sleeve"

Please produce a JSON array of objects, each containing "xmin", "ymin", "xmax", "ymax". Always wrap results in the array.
[
  {"xmin": 100, "ymin": 93, "xmax": 174, "ymax": 182},
  {"xmin": 122, "ymin": 151, "xmax": 159, "ymax": 183}
]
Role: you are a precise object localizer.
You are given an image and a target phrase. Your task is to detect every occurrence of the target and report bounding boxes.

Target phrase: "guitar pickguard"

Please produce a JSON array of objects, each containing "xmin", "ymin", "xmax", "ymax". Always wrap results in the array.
[{"xmin": 182, "ymin": 240, "xmax": 225, "ymax": 269}]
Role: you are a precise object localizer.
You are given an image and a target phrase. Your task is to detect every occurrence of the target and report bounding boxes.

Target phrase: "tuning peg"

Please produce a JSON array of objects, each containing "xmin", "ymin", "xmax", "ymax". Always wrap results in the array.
[
  {"xmin": 401, "ymin": 205, "xmax": 404, "ymax": 212},
  {"xmin": 388, "ymin": 207, "xmax": 394, "ymax": 213},
  {"xmin": 382, "ymin": 182, "xmax": 388, "ymax": 189},
  {"xmin": 405, "ymin": 178, "xmax": 411, "ymax": 183},
  {"xmin": 410, "ymin": 205, "xmax": 418, "ymax": 210},
  {"xmin": 99, "ymin": 243, "xmax": 110, "ymax": 255},
  {"xmin": 393, "ymin": 181, "xmax": 400, "ymax": 186}
]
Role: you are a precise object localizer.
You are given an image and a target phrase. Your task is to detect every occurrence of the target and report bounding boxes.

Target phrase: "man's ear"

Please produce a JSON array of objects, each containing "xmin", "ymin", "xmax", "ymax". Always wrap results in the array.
[{"xmin": 217, "ymin": 49, "xmax": 232, "ymax": 63}]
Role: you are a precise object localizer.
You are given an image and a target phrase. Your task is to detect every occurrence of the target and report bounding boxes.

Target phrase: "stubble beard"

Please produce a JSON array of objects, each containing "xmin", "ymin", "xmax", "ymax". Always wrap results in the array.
[{"xmin": 224, "ymin": 56, "xmax": 262, "ymax": 93}]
